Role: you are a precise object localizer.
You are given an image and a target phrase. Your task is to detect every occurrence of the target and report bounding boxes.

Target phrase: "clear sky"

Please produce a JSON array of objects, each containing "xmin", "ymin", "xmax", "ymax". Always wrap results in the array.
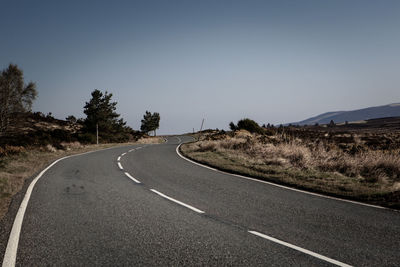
[{"xmin": 1, "ymin": 0, "xmax": 399, "ymax": 134}]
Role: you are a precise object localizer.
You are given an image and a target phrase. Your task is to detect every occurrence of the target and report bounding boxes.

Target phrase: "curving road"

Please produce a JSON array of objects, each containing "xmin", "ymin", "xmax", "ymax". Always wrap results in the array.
[{"xmin": 2, "ymin": 136, "xmax": 400, "ymax": 266}]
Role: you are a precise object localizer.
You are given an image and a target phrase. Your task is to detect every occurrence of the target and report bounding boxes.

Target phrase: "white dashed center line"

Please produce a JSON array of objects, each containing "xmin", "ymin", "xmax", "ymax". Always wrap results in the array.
[
  {"xmin": 117, "ymin": 162, "xmax": 123, "ymax": 170},
  {"xmin": 150, "ymin": 189, "xmax": 205, "ymax": 214},
  {"xmin": 124, "ymin": 172, "xmax": 141, "ymax": 184},
  {"xmin": 114, "ymin": 142, "xmax": 353, "ymax": 267},
  {"xmin": 248, "ymin": 231, "xmax": 352, "ymax": 267}
]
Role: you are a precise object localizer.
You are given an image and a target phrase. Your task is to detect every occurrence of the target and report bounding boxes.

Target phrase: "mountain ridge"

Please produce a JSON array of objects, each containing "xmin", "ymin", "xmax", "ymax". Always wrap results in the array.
[{"xmin": 290, "ymin": 103, "xmax": 400, "ymax": 125}]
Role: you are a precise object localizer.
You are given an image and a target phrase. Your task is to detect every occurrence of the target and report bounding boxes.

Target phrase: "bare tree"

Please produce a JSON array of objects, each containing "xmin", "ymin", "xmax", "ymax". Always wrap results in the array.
[{"xmin": 0, "ymin": 64, "xmax": 37, "ymax": 135}]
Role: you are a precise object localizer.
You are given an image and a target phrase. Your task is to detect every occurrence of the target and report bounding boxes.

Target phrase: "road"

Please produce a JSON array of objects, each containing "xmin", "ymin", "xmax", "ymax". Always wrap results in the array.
[{"xmin": 2, "ymin": 136, "xmax": 400, "ymax": 266}]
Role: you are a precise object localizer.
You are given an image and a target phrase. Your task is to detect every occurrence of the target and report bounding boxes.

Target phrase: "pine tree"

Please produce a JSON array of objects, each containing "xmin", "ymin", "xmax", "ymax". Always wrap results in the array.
[
  {"xmin": 140, "ymin": 111, "xmax": 152, "ymax": 134},
  {"xmin": 141, "ymin": 111, "xmax": 160, "ymax": 136},
  {"xmin": 83, "ymin": 89, "xmax": 126, "ymax": 140},
  {"xmin": 151, "ymin": 112, "xmax": 160, "ymax": 136}
]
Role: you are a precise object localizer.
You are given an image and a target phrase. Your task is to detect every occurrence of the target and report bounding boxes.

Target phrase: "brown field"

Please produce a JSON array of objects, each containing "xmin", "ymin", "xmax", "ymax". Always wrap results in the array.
[{"xmin": 181, "ymin": 121, "xmax": 400, "ymax": 209}]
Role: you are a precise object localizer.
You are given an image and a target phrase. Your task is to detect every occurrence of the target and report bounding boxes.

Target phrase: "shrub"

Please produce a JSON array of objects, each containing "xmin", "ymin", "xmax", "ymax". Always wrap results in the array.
[
  {"xmin": 0, "ymin": 145, "xmax": 26, "ymax": 157},
  {"xmin": 66, "ymin": 115, "xmax": 77, "ymax": 124},
  {"xmin": 197, "ymin": 141, "xmax": 217, "ymax": 152},
  {"xmin": 236, "ymin": 118, "xmax": 264, "ymax": 134},
  {"xmin": 229, "ymin": 122, "xmax": 237, "ymax": 131},
  {"xmin": 77, "ymin": 132, "xmax": 97, "ymax": 144}
]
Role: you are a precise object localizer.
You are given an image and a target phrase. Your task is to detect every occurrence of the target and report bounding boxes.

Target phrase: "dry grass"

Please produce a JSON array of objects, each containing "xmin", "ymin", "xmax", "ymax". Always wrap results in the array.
[
  {"xmin": 136, "ymin": 136, "xmax": 165, "ymax": 144},
  {"xmin": 181, "ymin": 131, "xmax": 400, "ymax": 208},
  {"xmin": 0, "ymin": 137, "xmax": 164, "ymax": 220}
]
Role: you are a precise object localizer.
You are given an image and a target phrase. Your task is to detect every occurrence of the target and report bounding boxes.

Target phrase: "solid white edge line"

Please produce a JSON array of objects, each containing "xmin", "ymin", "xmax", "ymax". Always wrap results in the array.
[
  {"xmin": 2, "ymin": 156, "xmax": 70, "ymax": 267},
  {"xmin": 175, "ymin": 144, "xmax": 391, "ymax": 211},
  {"xmin": 2, "ymin": 145, "xmax": 128, "ymax": 267},
  {"xmin": 118, "ymin": 162, "xmax": 123, "ymax": 170},
  {"xmin": 121, "ymin": 152, "xmax": 127, "ymax": 156},
  {"xmin": 248, "ymin": 231, "xmax": 352, "ymax": 267},
  {"xmin": 124, "ymin": 172, "xmax": 141, "ymax": 184},
  {"xmin": 150, "ymin": 189, "xmax": 204, "ymax": 214},
  {"xmin": 117, "ymin": 156, "xmax": 121, "ymax": 161}
]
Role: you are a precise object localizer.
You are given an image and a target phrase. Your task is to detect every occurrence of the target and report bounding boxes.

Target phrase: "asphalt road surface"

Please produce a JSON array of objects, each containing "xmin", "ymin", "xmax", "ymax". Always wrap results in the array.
[{"xmin": 3, "ymin": 136, "xmax": 400, "ymax": 266}]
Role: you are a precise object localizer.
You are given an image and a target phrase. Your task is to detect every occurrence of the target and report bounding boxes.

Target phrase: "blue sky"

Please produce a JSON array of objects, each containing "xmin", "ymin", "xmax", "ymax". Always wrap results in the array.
[{"xmin": 1, "ymin": 0, "xmax": 399, "ymax": 134}]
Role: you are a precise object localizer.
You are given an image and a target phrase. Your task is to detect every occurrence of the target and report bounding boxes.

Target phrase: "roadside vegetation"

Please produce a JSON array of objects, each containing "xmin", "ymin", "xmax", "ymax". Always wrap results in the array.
[
  {"xmin": 140, "ymin": 111, "xmax": 161, "ymax": 136},
  {"xmin": 0, "ymin": 64, "xmax": 163, "ymax": 219},
  {"xmin": 181, "ymin": 119, "xmax": 400, "ymax": 209}
]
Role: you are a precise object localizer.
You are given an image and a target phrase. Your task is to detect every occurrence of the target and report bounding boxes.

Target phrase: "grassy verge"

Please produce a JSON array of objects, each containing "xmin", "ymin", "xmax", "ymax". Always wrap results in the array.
[
  {"xmin": 0, "ymin": 137, "xmax": 163, "ymax": 220},
  {"xmin": 180, "ymin": 136, "xmax": 400, "ymax": 209}
]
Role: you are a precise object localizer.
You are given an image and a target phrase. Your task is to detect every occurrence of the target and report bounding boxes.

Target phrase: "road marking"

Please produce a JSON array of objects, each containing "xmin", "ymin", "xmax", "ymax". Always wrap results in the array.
[
  {"xmin": 150, "ymin": 189, "xmax": 205, "ymax": 214},
  {"xmin": 175, "ymin": 136, "xmax": 182, "ymax": 143},
  {"xmin": 117, "ymin": 156, "xmax": 121, "ymax": 161},
  {"xmin": 2, "ymin": 156, "xmax": 71, "ymax": 267},
  {"xmin": 248, "ymin": 231, "xmax": 352, "ymax": 267},
  {"xmin": 124, "ymin": 172, "xmax": 141, "ymax": 183},
  {"xmin": 129, "ymin": 149, "xmax": 134, "ymax": 152},
  {"xmin": 118, "ymin": 162, "xmax": 123, "ymax": 170},
  {"xmin": 121, "ymin": 152, "xmax": 127, "ymax": 156},
  {"xmin": 175, "ymin": 144, "xmax": 391, "ymax": 211},
  {"xmin": 2, "ymin": 145, "xmax": 131, "ymax": 267}
]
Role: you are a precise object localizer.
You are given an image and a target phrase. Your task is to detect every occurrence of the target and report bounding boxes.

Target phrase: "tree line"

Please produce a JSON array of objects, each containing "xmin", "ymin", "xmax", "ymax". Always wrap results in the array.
[{"xmin": 0, "ymin": 64, "xmax": 160, "ymax": 143}]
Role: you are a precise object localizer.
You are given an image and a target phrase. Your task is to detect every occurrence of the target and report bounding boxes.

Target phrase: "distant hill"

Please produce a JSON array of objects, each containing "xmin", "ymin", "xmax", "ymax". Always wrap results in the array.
[{"xmin": 290, "ymin": 103, "xmax": 400, "ymax": 125}]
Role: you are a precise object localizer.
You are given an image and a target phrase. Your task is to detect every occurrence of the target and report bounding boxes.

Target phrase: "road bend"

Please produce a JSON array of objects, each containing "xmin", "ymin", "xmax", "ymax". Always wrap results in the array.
[{"xmin": 3, "ymin": 136, "xmax": 400, "ymax": 266}]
